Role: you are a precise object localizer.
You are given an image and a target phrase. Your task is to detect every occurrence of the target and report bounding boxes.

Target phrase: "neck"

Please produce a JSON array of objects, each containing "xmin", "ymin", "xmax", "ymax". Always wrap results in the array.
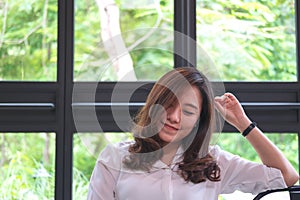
[{"xmin": 160, "ymin": 142, "xmax": 181, "ymax": 166}]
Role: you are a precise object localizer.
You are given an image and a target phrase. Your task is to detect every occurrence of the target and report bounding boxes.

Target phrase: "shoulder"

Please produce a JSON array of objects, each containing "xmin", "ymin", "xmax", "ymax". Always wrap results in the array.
[
  {"xmin": 209, "ymin": 145, "xmax": 237, "ymax": 161},
  {"xmin": 209, "ymin": 145, "xmax": 246, "ymax": 169},
  {"xmin": 97, "ymin": 141, "xmax": 133, "ymax": 167},
  {"xmin": 99, "ymin": 141, "xmax": 133, "ymax": 158}
]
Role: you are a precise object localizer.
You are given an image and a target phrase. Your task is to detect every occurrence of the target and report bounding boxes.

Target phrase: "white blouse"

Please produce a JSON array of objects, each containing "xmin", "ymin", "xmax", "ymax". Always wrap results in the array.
[{"xmin": 87, "ymin": 141, "xmax": 286, "ymax": 200}]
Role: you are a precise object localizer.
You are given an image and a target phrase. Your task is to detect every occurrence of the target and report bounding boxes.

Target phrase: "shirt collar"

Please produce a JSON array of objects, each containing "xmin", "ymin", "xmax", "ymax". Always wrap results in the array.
[{"xmin": 151, "ymin": 145, "xmax": 185, "ymax": 170}]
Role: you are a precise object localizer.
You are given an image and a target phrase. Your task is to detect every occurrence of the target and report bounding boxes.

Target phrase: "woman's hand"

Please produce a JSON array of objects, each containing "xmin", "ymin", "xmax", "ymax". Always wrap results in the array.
[{"xmin": 214, "ymin": 92, "xmax": 251, "ymax": 133}]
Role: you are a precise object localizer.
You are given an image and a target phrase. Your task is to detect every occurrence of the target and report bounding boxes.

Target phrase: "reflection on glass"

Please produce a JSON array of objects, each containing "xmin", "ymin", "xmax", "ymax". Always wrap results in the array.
[
  {"xmin": 196, "ymin": 0, "xmax": 296, "ymax": 81},
  {"xmin": 0, "ymin": 1, "xmax": 57, "ymax": 81},
  {"xmin": 0, "ymin": 133, "xmax": 55, "ymax": 199},
  {"xmin": 73, "ymin": 132, "xmax": 132, "ymax": 199},
  {"xmin": 74, "ymin": 0, "xmax": 174, "ymax": 81}
]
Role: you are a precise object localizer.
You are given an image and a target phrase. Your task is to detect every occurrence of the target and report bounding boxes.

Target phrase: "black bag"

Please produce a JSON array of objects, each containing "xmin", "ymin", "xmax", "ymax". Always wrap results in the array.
[{"xmin": 253, "ymin": 185, "xmax": 300, "ymax": 200}]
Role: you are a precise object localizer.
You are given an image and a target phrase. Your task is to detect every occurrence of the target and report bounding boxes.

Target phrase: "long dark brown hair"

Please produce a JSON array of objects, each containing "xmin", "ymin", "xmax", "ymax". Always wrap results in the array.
[{"xmin": 123, "ymin": 67, "xmax": 220, "ymax": 183}]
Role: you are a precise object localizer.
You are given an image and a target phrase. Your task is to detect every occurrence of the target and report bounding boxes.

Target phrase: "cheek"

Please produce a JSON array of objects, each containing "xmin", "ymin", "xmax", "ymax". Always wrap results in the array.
[
  {"xmin": 175, "ymin": 124, "xmax": 196, "ymax": 142},
  {"xmin": 151, "ymin": 105, "xmax": 167, "ymax": 123},
  {"xmin": 176, "ymin": 118, "xmax": 198, "ymax": 139},
  {"xmin": 158, "ymin": 111, "xmax": 167, "ymax": 124},
  {"xmin": 155, "ymin": 113, "xmax": 167, "ymax": 131},
  {"xmin": 181, "ymin": 117, "xmax": 198, "ymax": 130}
]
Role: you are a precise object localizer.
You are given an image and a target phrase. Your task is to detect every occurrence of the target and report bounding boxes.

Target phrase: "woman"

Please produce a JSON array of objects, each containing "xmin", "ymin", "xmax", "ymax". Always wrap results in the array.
[{"xmin": 88, "ymin": 67, "xmax": 298, "ymax": 200}]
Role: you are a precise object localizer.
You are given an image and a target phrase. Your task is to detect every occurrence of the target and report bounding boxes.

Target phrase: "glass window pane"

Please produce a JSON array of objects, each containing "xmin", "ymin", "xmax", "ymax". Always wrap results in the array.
[
  {"xmin": 196, "ymin": 0, "xmax": 297, "ymax": 81},
  {"xmin": 215, "ymin": 133, "xmax": 298, "ymax": 169},
  {"xmin": 74, "ymin": 0, "xmax": 174, "ymax": 81},
  {"xmin": 73, "ymin": 132, "xmax": 131, "ymax": 199},
  {"xmin": 0, "ymin": 1, "xmax": 58, "ymax": 81},
  {"xmin": 0, "ymin": 133, "xmax": 55, "ymax": 199}
]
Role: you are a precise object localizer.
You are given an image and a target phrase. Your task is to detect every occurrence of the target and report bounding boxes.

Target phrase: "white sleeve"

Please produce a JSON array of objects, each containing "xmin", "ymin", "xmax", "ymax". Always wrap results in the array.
[
  {"xmin": 214, "ymin": 146, "xmax": 287, "ymax": 195},
  {"xmin": 87, "ymin": 144, "xmax": 123, "ymax": 200},
  {"xmin": 87, "ymin": 161, "xmax": 118, "ymax": 200}
]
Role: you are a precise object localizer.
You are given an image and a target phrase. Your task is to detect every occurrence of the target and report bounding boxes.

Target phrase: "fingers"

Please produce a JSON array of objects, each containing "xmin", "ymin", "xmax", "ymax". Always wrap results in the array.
[
  {"xmin": 215, "ymin": 93, "xmax": 231, "ymax": 105},
  {"xmin": 214, "ymin": 95, "xmax": 227, "ymax": 104},
  {"xmin": 214, "ymin": 99, "xmax": 226, "ymax": 117},
  {"xmin": 214, "ymin": 93, "xmax": 249, "ymax": 128},
  {"xmin": 214, "ymin": 93, "xmax": 238, "ymax": 105},
  {"xmin": 214, "ymin": 92, "xmax": 237, "ymax": 117},
  {"xmin": 214, "ymin": 96, "xmax": 228, "ymax": 117},
  {"xmin": 224, "ymin": 92, "xmax": 239, "ymax": 103}
]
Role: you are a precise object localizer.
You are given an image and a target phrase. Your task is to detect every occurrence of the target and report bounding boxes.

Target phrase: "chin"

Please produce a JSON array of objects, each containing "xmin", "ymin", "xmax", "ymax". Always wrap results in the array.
[
  {"xmin": 158, "ymin": 132, "xmax": 174, "ymax": 143},
  {"xmin": 159, "ymin": 132, "xmax": 182, "ymax": 144}
]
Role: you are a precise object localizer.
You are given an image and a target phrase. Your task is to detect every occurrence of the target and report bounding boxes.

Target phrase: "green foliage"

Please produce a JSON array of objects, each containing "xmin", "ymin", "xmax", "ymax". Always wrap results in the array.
[
  {"xmin": 72, "ymin": 167, "xmax": 90, "ymax": 200},
  {"xmin": 0, "ymin": 0, "xmax": 57, "ymax": 81},
  {"xmin": 214, "ymin": 133, "xmax": 299, "ymax": 171},
  {"xmin": 1, "ymin": 0, "xmax": 296, "ymax": 81},
  {"xmin": 196, "ymin": 0, "xmax": 296, "ymax": 81},
  {"xmin": 74, "ymin": 0, "xmax": 174, "ymax": 81},
  {"xmin": 73, "ymin": 134, "xmax": 99, "ymax": 179},
  {"xmin": 0, "ymin": 133, "xmax": 55, "ymax": 199}
]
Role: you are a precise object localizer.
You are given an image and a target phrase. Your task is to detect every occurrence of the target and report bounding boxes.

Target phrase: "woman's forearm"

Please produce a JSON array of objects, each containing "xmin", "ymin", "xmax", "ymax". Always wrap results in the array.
[{"xmin": 243, "ymin": 125, "xmax": 299, "ymax": 186}]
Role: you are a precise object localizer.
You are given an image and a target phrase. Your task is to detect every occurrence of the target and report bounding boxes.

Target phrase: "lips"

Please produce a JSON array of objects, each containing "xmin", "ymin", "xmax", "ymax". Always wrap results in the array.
[{"xmin": 163, "ymin": 123, "xmax": 179, "ymax": 131}]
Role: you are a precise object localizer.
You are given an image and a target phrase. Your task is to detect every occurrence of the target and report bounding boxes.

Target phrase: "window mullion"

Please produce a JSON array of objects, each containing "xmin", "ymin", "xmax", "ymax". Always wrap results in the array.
[
  {"xmin": 174, "ymin": 0, "xmax": 196, "ymax": 68},
  {"xmin": 56, "ymin": 0, "xmax": 74, "ymax": 199},
  {"xmin": 296, "ymin": 0, "xmax": 300, "ymax": 81}
]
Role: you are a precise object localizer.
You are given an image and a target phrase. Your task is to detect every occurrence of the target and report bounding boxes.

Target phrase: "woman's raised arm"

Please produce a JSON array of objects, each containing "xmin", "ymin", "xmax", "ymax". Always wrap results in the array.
[{"xmin": 214, "ymin": 92, "xmax": 299, "ymax": 186}]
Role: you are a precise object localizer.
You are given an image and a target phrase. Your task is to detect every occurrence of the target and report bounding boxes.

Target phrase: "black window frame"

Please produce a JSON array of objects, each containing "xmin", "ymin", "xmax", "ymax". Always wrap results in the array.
[{"xmin": 0, "ymin": 0, "xmax": 299, "ymax": 199}]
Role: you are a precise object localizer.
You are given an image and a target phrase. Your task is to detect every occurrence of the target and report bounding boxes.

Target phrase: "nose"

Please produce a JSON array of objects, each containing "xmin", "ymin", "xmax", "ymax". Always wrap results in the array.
[{"xmin": 167, "ymin": 105, "xmax": 181, "ymax": 123}]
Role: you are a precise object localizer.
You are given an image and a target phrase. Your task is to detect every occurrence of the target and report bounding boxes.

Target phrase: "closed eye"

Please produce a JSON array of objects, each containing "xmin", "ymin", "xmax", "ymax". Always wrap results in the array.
[{"xmin": 183, "ymin": 110, "xmax": 195, "ymax": 115}]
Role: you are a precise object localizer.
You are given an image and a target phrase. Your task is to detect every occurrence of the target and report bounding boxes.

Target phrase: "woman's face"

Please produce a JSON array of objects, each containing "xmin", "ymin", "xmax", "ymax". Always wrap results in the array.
[{"xmin": 158, "ymin": 85, "xmax": 203, "ymax": 144}]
